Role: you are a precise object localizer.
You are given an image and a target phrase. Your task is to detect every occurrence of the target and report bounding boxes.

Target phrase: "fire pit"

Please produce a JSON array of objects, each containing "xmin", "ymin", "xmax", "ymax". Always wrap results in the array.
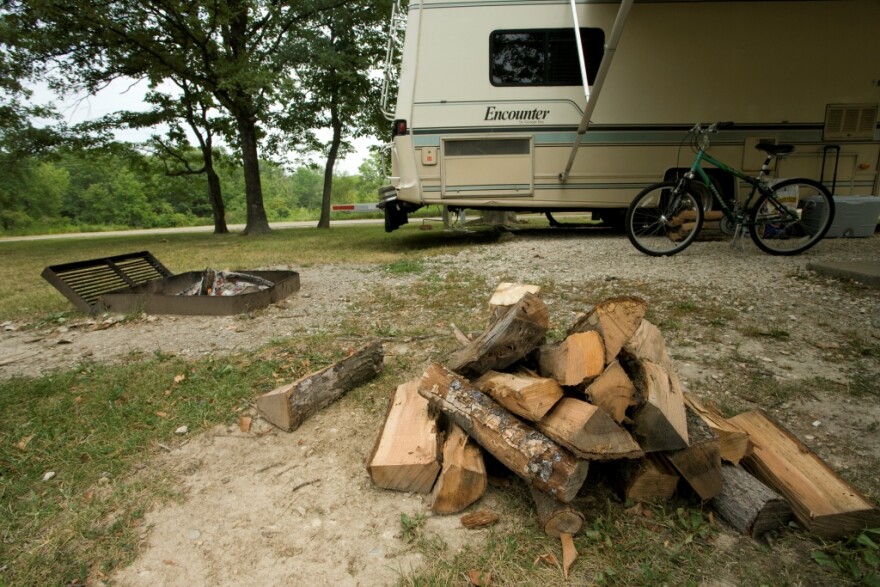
[{"xmin": 41, "ymin": 251, "xmax": 300, "ymax": 316}]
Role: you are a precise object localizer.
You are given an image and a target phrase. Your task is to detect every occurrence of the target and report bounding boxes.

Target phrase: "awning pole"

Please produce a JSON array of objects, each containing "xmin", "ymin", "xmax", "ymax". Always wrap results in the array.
[
  {"xmin": 569, "ymin": 0, "xmax": 591, "ymax": 105},
  {"xmin": 559, "ymin": 0, "xmax": 634, "ymax": 182}
]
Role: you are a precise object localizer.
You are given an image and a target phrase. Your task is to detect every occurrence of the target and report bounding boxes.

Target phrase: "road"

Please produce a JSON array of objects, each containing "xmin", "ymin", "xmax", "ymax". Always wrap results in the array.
[{"xmin": 0, "ymin": 218, "xmax": 386, "ymax": 243}]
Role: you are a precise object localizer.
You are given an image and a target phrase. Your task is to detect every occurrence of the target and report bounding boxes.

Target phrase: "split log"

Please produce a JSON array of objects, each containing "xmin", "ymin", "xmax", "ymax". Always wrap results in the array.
[
  {"xmin": 418, "ymin": 363, "xmax": 589, "ymax": 503},
  {"xmin": 662, "ymin": 405, "xmax": 722, "ymax": 500},
  {"xmin": 368, "ymin": 379, "xmax": 441, "ymax": 494},
  {"xmin": 537, "ymin": 331, "xmax": 605, "ymax": 386},
  {"xmin": 684, "ymin": 393, "xmax": 752, "ymax": 464},
  {"xmin": 257, "ymin": 340, "xmax": 383, "ymax": 432},
  {"xmin": 489, "ymin": 282, "xmax": 541, "ymax": 308},
  {"xmin": 430, "ymin": 424, "xmax": 487, "ymax": 514},
  {"xmin": 530, "ymin": 486, "xmax": 585, "ymax": 538},
  {"xmin": 536, "ymin": 398, "xmax": 643, "ymax": 461},
  {"xmin": 622, "ymin": 319, "xmax": 673, "ymax": 372},
  {"xmin": 711, "ymin": 464, "xmax": 792, "ymax": 537},
  {"xmin": 629, "ymin": 360, "xmax": 689, "ymax": 452},
  {"xmin": 729, "ymin": 409, "xmax": 880, "ymax": 539},
  {"xmin": 584, "ymin": 360, "xmax": 636, "ymax": 424},
  {"xmin": 474, "ymin": 370, "xmax": 563, "ymax": 422},
  {"xmin": 448, "ymin": 292, "xmax": 549, "ymax": 379},
  {"xmin": 615, "ymin": 454, "xmax": 680, "ymax": 502},
  {"xmin": 569, "ymin": 296, "xmax": 647, "ymax": 364}
]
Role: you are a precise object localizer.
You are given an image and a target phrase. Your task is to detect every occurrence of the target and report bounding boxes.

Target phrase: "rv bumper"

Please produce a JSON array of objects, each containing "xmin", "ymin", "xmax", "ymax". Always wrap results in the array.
[{"xmin": 377, "ymin": 185, "xmax": 421, "ymax": 233}]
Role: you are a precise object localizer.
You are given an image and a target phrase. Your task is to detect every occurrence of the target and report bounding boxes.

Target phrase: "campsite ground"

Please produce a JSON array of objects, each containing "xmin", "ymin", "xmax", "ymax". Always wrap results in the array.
[{"xmin": 2, "ymin": 224, "xmax": 878, "ymax": 585}]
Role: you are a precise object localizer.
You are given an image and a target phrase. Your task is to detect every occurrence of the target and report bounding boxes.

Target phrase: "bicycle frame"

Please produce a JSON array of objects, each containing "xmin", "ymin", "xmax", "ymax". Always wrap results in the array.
[{"xmin": 683, "ymin": 148, "xmax": 768, "ymax": 224}]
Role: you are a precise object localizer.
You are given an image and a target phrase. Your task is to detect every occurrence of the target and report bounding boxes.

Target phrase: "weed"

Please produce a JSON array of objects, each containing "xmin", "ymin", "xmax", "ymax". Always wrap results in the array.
[
  {"xmin": 400, "ymin": 513, "xmax": 427, "ymax": 544},
  {"xmin": 811, "ymin": 528, "xmax": 880, "ymax": 584}
]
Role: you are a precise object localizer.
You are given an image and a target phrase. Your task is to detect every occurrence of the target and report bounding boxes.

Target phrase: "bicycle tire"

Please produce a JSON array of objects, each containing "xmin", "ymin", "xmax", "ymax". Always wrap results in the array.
[
  {"xmin": 749, "ymin": 178, "xmax": 835, "ymax": 255},
  {"xmin": 626, "ymin": 181, "xmax": 705, "ymax": 256}
]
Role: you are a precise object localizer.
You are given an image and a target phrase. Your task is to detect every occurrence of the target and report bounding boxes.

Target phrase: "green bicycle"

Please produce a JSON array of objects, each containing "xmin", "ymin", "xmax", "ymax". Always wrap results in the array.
[{"xmin": 625, "ymin": 122, "xmax": 835, "ymax": 256}]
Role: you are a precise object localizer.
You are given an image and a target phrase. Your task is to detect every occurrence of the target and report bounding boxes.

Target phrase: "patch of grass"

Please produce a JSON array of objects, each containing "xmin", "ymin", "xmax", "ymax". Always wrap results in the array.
[
  {"xmin": 383, "ymin": 259, "xmax": 425, "ymax": 275},
  {"xmin": 0, "ymin": 336, "xmax": 350, "ymax": 586},
  {"xmin": 742, "ymin": 325, "xmax": 791, "ymax": 340}
]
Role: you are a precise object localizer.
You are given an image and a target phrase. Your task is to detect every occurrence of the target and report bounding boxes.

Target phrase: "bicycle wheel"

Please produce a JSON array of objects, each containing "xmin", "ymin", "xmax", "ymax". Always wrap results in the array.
[
  {"xmin": 749, "ymin": 178, "xmax": 835, "ymax": 255},
  {"xmin": 626, "ymin": 181, "xmax": 705, "ymax": 256}
]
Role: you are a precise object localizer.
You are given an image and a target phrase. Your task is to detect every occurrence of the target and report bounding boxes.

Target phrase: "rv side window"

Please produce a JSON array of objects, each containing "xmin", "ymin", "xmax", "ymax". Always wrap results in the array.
[{"xmin": 490, "ymin": 28, "xmax": 604, "ymax": 87}]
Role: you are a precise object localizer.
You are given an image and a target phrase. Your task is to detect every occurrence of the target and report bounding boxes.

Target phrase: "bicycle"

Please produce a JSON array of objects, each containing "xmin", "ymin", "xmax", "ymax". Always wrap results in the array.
[{"xmin": 625, "ymin": 122, "xmax": 835, "ymax": 256}]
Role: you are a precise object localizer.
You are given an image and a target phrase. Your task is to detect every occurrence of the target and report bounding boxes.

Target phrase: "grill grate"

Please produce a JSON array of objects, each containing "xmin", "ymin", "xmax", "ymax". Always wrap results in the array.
[{"xmin": 41, "ymin": 251, "xmax": 173, "ymax": 313}]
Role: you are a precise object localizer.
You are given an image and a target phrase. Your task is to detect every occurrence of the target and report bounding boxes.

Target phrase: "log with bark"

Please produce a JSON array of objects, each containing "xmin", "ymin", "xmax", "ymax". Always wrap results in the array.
[
  {"xmin": 530, "ymin": 486, "xmax": 585, "ymax": 537},
  {"xmin": 430, "ymin": 423, "xmax": 488, "ymax": 514},
  {"xmin": 711, "ymin": 464, "xmax": 792, "ymax": 537},
  {"xmin": 474, "ymin": 369, "xmax": 563, "ymax": 422},
  {"xmin": 569, "ymin": 296, "xmax": 647, "ymax": 365},
  {"xmin": 730, "ymin": 409, "xmax": 880, "ymax": 539},
  {"xmin": 418, "ymin": 363, "xmax": 589, "ymax": 503},
  {"xmin": 368, "ymin": 379, "xmax": 441, "ymax": 494},
  {"xmin": 449, "ymin": 292, "xmax": 549, "ymax": 379},
  {"xmin": 256, "ymin": 340, "xmax": 384, "ymax": 432},
  {"xmin": 536, "ymin": 397, "xmax": 643, "ymax": 461},
  {"xmin": 537, "ymin": 331, "xmax": 605, "ymax": 386}
]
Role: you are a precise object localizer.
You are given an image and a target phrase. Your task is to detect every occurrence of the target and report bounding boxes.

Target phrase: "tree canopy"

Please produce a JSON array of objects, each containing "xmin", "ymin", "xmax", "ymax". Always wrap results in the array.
[{"xmin": 1, "ymin": 0, "xmax": 392, "ymax": 235}]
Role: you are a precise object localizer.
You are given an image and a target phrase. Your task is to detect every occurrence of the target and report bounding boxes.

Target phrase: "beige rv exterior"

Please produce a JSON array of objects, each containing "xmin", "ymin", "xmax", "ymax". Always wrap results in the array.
[{"xmin": 380, "ymin": 0, "xmax": 880, "ymax": 230}]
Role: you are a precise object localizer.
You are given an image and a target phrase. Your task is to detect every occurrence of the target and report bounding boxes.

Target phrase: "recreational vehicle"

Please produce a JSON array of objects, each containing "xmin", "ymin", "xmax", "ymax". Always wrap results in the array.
[{"xmin": 377, "ymin": 0, "xmax": 880, "ymax": 231}]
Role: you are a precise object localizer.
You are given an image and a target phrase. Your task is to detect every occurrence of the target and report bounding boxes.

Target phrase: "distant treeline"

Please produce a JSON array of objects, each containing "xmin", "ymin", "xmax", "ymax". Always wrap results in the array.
[{"xmin": 0, "ymin": 147, "xmax": 385, "ymax": 235}]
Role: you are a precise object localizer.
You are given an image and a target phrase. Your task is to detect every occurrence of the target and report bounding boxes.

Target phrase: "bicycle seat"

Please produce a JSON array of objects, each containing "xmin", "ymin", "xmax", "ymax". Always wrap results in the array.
[{"xmin": 755, "ymin": 142, "xmax": 795, "ymax": 157}]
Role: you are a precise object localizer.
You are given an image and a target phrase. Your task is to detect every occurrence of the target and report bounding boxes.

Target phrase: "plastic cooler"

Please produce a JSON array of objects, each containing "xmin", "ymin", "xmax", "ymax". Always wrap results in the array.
[{"xmin": 826, "ymin": 196, "xmax": 880, "ymax": 238}]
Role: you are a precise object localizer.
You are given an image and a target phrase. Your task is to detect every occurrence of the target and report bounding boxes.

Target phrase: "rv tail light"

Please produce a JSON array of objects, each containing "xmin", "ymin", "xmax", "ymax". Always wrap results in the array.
[{"xmin": 392, "ymin": 119, "xmax": 408, "ymax": 137}]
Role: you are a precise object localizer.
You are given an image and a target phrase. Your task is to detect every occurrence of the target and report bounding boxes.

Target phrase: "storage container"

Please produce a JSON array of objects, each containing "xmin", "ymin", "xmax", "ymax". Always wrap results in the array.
[{"xmin": 825, "ymin": 196, "xmax": 880, "ymax": 238}]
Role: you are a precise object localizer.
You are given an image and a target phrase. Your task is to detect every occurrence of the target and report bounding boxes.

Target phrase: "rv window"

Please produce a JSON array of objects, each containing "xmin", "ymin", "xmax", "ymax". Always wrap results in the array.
[
  {"xmin": 490, "ymin": 28, "xmax": 604, "ymax": 87},
  {"xmin": 445, "ymin": 139, "xmax": 530, "ymax": 157}
]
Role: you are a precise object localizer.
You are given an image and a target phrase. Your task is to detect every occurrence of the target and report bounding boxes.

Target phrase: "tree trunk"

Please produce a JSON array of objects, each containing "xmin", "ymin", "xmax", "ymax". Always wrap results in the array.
[
  {"xmin": 204, "ymin": 158, "xmax": 228, "ymax": 235},
  {"xmin": 318, "ymin": 88, "xmax": 343, "ymax": 229},
  {"xmin": 236, "ymin": 114, "xmax": 271, "ymax": 235}
]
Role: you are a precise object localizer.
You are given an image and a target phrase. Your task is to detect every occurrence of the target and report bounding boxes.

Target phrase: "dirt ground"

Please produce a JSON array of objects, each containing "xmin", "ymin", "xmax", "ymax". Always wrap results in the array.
[{"xmin": 2, "ymin": 230, "xmax": 879, "ymax": 586}]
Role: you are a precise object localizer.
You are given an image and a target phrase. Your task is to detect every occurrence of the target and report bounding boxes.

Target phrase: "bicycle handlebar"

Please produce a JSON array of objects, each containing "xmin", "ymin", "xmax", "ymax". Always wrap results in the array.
[{"xmin": 693, "ymin": 121, "xmax": 735, "ymax": 134}]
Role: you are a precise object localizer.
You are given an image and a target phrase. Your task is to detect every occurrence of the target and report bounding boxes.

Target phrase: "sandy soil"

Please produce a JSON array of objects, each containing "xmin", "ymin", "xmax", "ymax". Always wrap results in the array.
[{"xmin": 2, "ymin": 230, "xmax": 879, "ymax": 586}]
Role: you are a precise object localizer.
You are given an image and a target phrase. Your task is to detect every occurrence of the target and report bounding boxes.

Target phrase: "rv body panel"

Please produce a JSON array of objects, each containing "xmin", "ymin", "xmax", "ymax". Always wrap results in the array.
[{"xmin": 387, "ymin": 0, "xmax": 880, "ymax": 219}]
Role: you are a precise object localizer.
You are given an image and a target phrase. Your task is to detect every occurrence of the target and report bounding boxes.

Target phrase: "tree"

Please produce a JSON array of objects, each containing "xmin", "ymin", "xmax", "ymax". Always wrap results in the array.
[
  {"xmin": 289, "ymin": 1, "xmax": 391, "ymax": 228},
  {"xmin": 2, "ymin": 0, "xmax": 350, "ymax": 235},
  {"xmin": 139, "ymin": 78, "xmax": 231, "ymax": 234}
]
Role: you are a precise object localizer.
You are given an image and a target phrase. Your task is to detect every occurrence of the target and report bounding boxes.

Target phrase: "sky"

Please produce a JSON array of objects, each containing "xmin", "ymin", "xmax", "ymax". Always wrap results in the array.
[{"xmin": 38, "ymin": 77, "xmax": 379, "ymax": 175}]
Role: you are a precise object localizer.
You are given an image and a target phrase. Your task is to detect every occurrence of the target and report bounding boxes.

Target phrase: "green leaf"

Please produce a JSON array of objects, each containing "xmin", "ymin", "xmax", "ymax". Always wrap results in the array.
[
  {"xmin": 811, "ymin": 550, "xmax": 836, "ymax": 569},
  {"xmin": 858, "ymin": 532, "xmax": 880, "ymax": 550}
]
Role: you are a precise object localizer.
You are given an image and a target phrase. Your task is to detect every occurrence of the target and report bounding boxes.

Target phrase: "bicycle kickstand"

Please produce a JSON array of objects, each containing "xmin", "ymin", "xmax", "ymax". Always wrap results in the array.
[{"xmin": 730, "ymin": 223, "xmax": 748, "ymax": 251}]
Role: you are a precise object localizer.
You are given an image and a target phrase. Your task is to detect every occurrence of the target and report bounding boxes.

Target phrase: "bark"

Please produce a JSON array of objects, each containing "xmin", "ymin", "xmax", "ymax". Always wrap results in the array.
[
  {"xmin": 418, "ymin": 363, "xmax": 589, "ymax": 503},
  {"xmin": 318, "ymin": 90, "xmax": 343, "ymax": 229},
  {"xmin": 236, "ymin": 114, "xmax": 271, "ymax": 235},
  {"xmin": 256, "ymin": 341, "xmax": 384, "ymax": 431}
]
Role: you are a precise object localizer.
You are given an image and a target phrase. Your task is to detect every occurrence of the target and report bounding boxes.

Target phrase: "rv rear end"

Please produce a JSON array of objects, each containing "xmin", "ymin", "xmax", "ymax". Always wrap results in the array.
[{"xmin": 380, "ymin": 0, "xmax": 880, "ymax": 232}]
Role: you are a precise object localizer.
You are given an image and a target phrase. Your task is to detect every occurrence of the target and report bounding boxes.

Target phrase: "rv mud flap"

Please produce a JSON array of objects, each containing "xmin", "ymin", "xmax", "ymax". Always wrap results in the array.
[{"xmin": 377, "ymin": 199, "xmax": 422, "ymax": 233}]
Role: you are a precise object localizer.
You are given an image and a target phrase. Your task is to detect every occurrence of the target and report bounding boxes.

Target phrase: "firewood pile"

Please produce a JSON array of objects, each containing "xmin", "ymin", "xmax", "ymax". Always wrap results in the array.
[{"xmin": 365, "ymin": 284, "xmax": 880, "ymax": 562}]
